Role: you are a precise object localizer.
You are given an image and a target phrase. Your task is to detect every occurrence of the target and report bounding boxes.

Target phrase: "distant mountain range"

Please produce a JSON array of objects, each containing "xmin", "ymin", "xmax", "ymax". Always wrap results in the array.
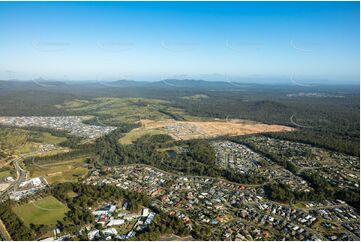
[
  {"xmin": 108, "ymin": 79, "xmax": 247, "ymax": 89},
  {"xmin": 0, "ymin": 78, "xmax": 252, "ymax": 90},
  {"xmin": 0, "ymin": 78, "xmax": 359, "ymax": 94}
]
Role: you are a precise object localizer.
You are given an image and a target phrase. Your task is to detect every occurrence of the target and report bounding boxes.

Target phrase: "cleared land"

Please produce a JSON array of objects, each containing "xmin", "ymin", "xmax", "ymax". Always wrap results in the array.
[
  {"xmin": 60, "ymin": 97, "xmax": 188, "ymax": 125},
  {"xmin": 0, "ymin": 127, "xmax": 28, "ymax": 158},
  {"xmin": 0, "ymin": 170, "xmax": 11, "ymax": 180},
  {"xmin": 0, "ymin": 183, "xmax": 10, "ymax": 192},
  {"xmin": 28, "ymin": 158, "xmax": 88, "ymax": 184},
  {"xmin": 119, "ymin": 129, "xmax": 166, "ymax": 145},
  {"xmin": 66, "ymin": 191, "xmax": 78, "ymax": 199},
  {"xmin": 134, "ymin": 119, "xmax": 294, "ymax": 141},
  {"xmin": 61, "ymin": 97, "xmax": 234, "ymax": 127},
  {"xmin": 62, "ymin": 97, "xmax": 294, "ymax": 142},
  {"xmin": 28, "ymin": 131, "xmax": 67, "ymax": 144},
  {"xmin": 12, "ymin": 195, "xmax": 69, "ymax": 226},
  {"xmin": 0, "ymin": 127, "xmax": 69, "ymax": 158},
  {"xmin": 180, "ymin": 94, "xmax": 209, "ymax": 100}
]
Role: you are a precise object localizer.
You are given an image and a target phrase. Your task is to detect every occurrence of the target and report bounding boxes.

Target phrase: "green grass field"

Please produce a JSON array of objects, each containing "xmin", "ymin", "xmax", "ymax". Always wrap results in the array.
[
  {"xmin": 0, "ymin": 170, "xmax": 11, "ymax": 180},
  {"xmin": 0, "ymin": 127, "xmax": 68, "ymax": 159},
  {"xmin": 61, "ymin": 97, "xmax": 187, "ymax": 125},
  {"xmin": 28, "ymin": 158, "xmax": 88, "ymax": 184},
  {"xmin": 12, "ymin": 196, "xmax": 69, "ymax": 226},
  {"xmin": 0, "ymin": 127, "xmax": 28, "ymax": 157},
  {"xmin": 66, "ymin": 191, "xmax": 78, "ymax": 199},
  {"xmin": 119, "ymin": 129, "xmax": 165, "ymax": 145},
  {"xmin": 292, "ymin": 202, "xmax": 306, "ymax": 209},
  {"xmin": 28, "ymin": 131, "xmax": 67, "ymax": 144}
]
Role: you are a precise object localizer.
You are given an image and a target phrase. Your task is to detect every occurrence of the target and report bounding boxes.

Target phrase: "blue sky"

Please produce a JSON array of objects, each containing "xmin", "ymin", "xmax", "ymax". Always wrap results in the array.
[{"xmin": 0, "ymin": 1, "xmax": 359, "ymax": 83}]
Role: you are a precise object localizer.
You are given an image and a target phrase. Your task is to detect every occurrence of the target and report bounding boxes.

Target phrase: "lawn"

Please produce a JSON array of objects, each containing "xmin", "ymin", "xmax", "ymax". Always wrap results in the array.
[
  {"xmin": 119, "ymin": 129, "xmax": 165, "ymax": 145},
  {"xmin": 28, "ymin": 158, "xmax": 88, "ymax": 184},
  {"xmin": 12, "ymin": 195, "xmax": 69, "ymax": 226}
]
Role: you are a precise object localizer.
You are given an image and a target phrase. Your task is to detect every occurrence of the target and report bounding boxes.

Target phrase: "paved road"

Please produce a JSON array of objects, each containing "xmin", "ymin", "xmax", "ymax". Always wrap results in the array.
[
  {"xmin": 0, "ymin": 158, "xmax": 23, "ymax": 200},
  {"xmin": 0, "ymin": 219, "xmax": 12, "ymax": 241},
  {"xmin": 13, "ymin": 158, "xmax": 27, "ymax": 190},
  {"xmin": 0, "ymin": 152, "xmax": 39, "ymax": 200}
]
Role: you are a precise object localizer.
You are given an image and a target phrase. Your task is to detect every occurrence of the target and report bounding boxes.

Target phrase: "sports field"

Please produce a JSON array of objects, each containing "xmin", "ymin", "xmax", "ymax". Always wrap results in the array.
[{"xmin": 12, "ymin": 195, "xmax": 69, "ymax": 226}]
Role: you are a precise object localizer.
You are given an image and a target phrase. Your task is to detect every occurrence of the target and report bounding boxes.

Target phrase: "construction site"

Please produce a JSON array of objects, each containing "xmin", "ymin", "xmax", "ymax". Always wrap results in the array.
[{"xmin": 136, "ymin": 119, "xmax": 294, "ymax": 141}]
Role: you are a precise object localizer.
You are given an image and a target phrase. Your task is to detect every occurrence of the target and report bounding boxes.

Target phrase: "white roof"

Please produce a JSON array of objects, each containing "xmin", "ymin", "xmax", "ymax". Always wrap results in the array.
[
  {"xmin": 87, "ymin": 230, "xmax": 99, "ymax": 240},
  {"xmin": 103, "ymin": 228, "xmax": 118, "ymax": 235},
  {"xmin": 107, "ymin": 219, "xmax": 125, "ymax": 226}
]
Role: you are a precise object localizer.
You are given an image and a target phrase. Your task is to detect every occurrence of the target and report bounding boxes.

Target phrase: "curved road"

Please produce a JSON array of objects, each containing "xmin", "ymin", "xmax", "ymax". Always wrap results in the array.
[{"xmin": 0, "ymin": 151, "xmax": 44, "ymax": 201}]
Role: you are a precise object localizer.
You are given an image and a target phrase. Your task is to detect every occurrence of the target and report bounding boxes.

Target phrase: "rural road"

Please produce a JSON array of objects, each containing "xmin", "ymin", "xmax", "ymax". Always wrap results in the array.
[{"xmin": 0, "ymin": 151, "xmax": 46, "ymax": 200}]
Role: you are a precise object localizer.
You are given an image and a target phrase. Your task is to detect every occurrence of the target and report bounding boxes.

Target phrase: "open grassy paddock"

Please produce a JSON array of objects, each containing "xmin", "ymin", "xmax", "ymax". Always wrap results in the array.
[
  {"xmin": 0, "ymin": 170, "xmax": 11, "ymax": 180},
  {"xmin": 12, "ymin": 195, "xmax": 69, "ymax": 226},
  {"xmin": 28, "ymin": 157, "xmax": 88, "ymax": 184},
  {"xmin": 119, "ymin": 129, "xmax": 166, "ymax": 145},
  {"xmin": 28, "ymin": 131, "xmax": 67, "ymax": 144},
  {"xmin": 0, "ymin": 126, "xmax": 69, "ymax": 159},
  {"xmin": 0, "ymin": 127, "xmax": 28, "ymax": 157},
  {"xmin": 66, "ymin": 191, "xmax": 78, "ymax": 199},
  {"xmin": 61, "ymin": 97, "xmax": 187, "ymax": 125}
]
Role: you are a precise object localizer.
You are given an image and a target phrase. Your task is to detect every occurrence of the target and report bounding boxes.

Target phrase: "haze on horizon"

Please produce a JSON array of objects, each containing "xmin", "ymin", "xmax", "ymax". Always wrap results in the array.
[{"xmin": 0, "ymin": 1, "xmax": 359, "ymax": 84}]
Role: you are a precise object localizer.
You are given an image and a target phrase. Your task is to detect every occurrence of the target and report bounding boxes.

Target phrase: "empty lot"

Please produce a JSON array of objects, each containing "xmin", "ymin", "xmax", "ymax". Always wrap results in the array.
[{"xmin": 132, "ymin": 119, "xmax": 294, "ymax": 141}]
